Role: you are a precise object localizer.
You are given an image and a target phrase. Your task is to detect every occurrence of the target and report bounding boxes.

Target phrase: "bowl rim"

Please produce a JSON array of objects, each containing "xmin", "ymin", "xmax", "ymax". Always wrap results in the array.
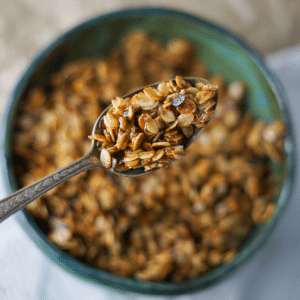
[{"xmin": 0, "ymin": 6, "xmax": 296, "ymax": 296}]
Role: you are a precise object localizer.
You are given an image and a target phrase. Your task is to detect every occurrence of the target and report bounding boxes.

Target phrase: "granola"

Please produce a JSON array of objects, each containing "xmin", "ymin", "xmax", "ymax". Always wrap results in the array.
[
  {"xmin": 89, "ymin": 76, "xmax": 217, "ymax": 172},
  {"xmin": 12, "ymin": 31, "xmax": 286, "ymax": 283}
]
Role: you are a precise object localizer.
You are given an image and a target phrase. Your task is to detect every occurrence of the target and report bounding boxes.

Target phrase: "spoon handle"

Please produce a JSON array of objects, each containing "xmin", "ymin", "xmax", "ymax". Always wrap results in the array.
[{"xmin": 0, "ymin": 154, "xmax": 94, "ymax": 223}]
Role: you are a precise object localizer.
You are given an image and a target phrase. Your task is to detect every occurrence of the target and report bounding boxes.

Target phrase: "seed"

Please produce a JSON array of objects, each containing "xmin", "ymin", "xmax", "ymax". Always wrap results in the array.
[
  {"xmin": 201, "ymin": 110, "xmax": 217, "ymax": 123},
  {"xmin": 198, "ymin": 100, "xmax": 215, "ymax": 112},
  {"xmin": 112, "ymin": 97, "xmax": 126, "ymax": 111},
  {"xmin": 143, "ymin": 142, "xmax": 153, "ymax": 150},
  {"xmin": 119, "ymin": 116, "xmax": 131, "ymax": 132},
  {"xmin": 156, "ymin": 158, "xmax": 172, "ymax": 168},
  {"xmin": 152, "ymin": 132, "xmax": 163, "ymax": 142}
]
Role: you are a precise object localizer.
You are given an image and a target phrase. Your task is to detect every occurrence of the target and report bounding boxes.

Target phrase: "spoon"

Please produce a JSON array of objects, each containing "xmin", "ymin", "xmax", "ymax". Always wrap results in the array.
[{"xmin": 0, "ymin": 77, "xmax": 218, "ymax": 223}]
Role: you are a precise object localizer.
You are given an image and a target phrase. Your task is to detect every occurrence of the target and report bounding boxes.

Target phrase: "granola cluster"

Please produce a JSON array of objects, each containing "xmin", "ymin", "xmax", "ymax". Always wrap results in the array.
[
  {"xmin": 89, "ymin": 76, "xmax": 217, "ymax": 172},
  {"xmin": 12, "ymin": 31, "xmax": 285, "ymax": 282}
]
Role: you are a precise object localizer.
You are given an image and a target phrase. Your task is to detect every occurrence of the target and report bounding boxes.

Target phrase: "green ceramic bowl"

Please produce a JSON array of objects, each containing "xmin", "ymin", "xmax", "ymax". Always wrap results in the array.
[{"xmin": 1, "ymin": 7, "xmax": 295, "ymax": 296}]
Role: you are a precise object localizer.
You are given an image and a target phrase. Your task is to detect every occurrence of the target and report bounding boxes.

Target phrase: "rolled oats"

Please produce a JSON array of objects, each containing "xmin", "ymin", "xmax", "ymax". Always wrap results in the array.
[
  {"xmin": 13, "ymin": 31, "xmax": 286, "ymax": 283},
  {"xmin": 91, "ymin": 76, "xmax": 217, "ymax": 173}
]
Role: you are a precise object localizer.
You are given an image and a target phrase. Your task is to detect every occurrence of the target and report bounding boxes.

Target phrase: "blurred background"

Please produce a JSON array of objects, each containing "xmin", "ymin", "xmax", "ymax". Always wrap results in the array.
[
  {"xmin": 1, "ymin": 1, "xmax": 300, "ymax": 300},
  {"xmin": 1, "ymin": 0, "xmax": 300, "ymax": 113}
]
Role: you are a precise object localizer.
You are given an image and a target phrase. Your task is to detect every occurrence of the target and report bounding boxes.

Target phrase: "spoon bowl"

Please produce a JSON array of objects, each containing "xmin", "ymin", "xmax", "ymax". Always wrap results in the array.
[{"xmin": 91, "ymin": 77, "xmax": 218, "ymax": 177}]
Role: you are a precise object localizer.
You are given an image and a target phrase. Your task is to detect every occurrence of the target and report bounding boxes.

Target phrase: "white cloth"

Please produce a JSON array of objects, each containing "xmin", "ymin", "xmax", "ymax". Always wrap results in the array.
[{"xmin": 1, "ymin": 4, "xmax": 300, "ymax": 299}]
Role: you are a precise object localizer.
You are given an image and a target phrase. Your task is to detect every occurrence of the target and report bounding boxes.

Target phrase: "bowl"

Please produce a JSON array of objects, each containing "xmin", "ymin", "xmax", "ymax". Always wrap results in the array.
[{"xmin": 0, "ymin": 7, "xmax": 295, "ymax": 296}]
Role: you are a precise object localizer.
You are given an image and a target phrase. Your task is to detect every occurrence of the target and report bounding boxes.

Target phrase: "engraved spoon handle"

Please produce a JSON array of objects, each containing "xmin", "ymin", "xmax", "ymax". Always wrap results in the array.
[{"xmin": 0, "ymin": 154, "xmax": 95, "ymax": 223}]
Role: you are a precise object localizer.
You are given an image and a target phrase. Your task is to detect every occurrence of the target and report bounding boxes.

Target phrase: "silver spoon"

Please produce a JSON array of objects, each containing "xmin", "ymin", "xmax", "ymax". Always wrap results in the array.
[{"xmin": 0, "ymin": 77, "xmax": 218, "ymax": 223}]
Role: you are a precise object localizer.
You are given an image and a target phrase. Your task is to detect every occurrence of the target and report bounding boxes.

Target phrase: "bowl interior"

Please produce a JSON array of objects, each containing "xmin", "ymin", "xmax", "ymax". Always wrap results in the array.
[{"xmin": 4, "ymin": 8, "xmax": 294, "ymax": 296}]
